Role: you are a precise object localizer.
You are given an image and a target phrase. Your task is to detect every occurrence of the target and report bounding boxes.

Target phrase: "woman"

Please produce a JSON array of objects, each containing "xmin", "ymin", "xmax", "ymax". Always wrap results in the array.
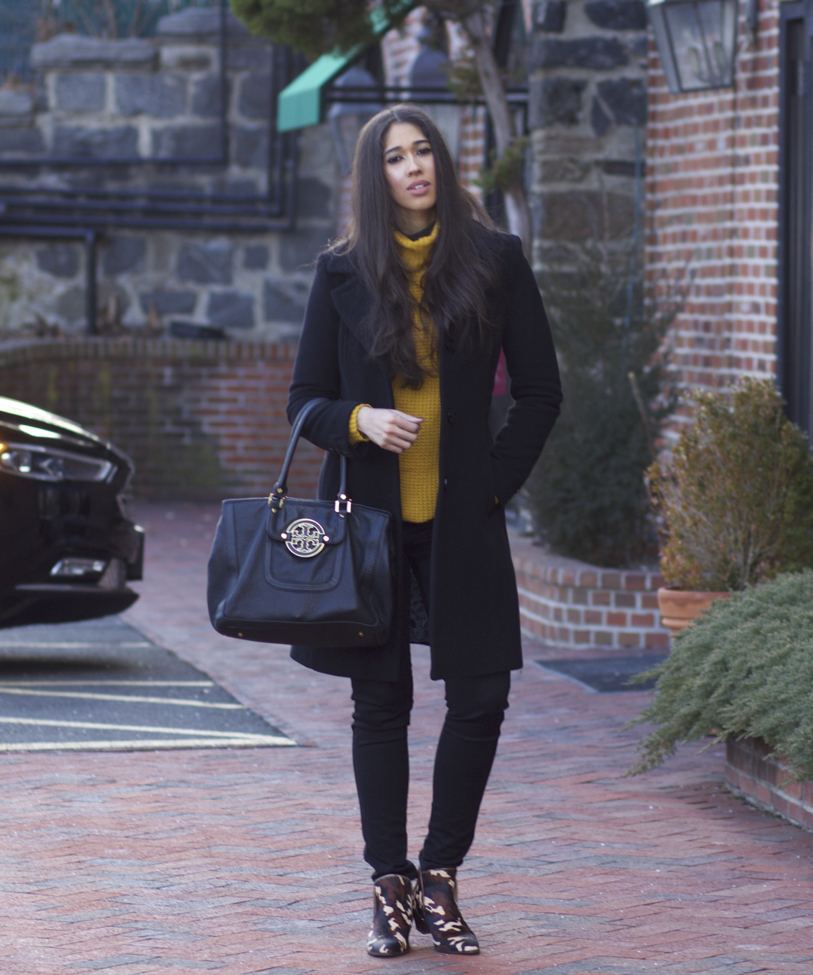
[{"xmin": 287, "ymin": 104, "xmax": 561, "ymax": 957}]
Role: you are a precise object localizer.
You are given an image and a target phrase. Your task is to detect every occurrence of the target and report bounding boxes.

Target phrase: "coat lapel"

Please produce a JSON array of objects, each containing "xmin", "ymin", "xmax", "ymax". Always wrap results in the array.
[{"xmin": 325, "ymin": 251, "xmax": 378, "ymax": 359}]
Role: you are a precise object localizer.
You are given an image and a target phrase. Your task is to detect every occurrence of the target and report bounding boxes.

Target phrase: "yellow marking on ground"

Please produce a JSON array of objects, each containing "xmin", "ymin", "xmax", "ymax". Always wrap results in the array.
[
  {"xmin": 0, "ymin": 716, "xmax": 274, "ymax": 740},
  {"xmin": 0, "ymin": 688, "xmax": 244, "ymax": 709}
]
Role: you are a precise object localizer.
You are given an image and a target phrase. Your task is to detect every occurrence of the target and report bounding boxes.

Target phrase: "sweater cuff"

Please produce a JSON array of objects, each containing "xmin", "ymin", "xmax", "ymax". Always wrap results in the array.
[{"xmin": 348, "ymin": 403, "xmax": 371, "ymax": 444}]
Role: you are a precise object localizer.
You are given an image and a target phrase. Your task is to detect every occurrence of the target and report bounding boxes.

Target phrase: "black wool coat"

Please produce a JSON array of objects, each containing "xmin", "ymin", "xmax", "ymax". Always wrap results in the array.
[{"xmin": 286, "ymin": 230, "xmax": 561, "ymax": 682}]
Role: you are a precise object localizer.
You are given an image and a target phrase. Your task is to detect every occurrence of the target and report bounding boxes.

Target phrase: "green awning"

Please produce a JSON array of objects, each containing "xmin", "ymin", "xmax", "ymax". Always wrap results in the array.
[
  {"xmin": 276, "ymin": 1, "xmax": 416, "ymax": 133},
  {"xmin": 277, "ymin": 51, "xmax": 360, "ymax": 132}
]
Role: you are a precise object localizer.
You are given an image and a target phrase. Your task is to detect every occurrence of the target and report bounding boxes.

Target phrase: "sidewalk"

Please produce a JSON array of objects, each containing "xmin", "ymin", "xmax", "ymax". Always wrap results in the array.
[{"xmin": 1, "ymin": 500, "xmax": 811, "ymax": 975}]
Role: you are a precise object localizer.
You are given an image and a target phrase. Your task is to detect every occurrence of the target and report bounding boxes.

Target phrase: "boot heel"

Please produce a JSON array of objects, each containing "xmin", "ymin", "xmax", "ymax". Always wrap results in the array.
[{"xmin": 412, "ymin": 896, "xmax": 430, "ymax": 934}]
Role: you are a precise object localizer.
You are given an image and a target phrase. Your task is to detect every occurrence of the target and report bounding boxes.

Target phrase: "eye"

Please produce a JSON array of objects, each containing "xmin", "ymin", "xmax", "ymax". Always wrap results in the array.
[
  {"xmin": 385, "ymin": 154, "xmax": 403, "ymax": 165},
  {"xmin": 417, "ymin": 146, "xmax": 432, "ymax": 155}
]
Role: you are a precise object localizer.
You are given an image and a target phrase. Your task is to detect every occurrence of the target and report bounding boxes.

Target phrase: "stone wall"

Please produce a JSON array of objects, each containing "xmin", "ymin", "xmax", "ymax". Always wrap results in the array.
[
  {"xmin": 0, "ymin": 338, "xmax": 323, "ymax": 500},
  {"xmin": 0, "ymin": 9, "xmax": 337, "ymax": 339},
  {"xmin": 527, "ymin": 0, "xmax": 648, "ymax": 271},
  {"xmin": 644, "ymin": 1, "xmax": 779, "ymax": 400}
]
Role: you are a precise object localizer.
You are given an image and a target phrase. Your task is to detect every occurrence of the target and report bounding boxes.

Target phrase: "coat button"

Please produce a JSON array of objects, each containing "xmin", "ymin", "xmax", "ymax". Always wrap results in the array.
[
  {"xmin": 443, "ymin": 478, "xmax": 448, "ymax": 489},
  {"xmin": 447, "ymin": 410, "xmax": 457, "ymax": 423}
]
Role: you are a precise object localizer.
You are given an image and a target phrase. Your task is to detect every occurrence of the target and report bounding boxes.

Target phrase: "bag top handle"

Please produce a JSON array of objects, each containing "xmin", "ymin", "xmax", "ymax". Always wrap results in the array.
[{"xmin": 268, "ymin": 399, "xmax": 347, "ymax": 512}]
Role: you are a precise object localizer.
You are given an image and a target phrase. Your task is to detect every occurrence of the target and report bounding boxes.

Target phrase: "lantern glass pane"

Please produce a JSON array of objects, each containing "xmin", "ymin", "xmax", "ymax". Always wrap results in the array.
[
  {"xmin": 647, "ymin": 3, "xmax": 683, "ymax": 93},
  {"xmin": 696, "ymin": 0, "xmax": 736, "ymax": 84},
  {"xmin": 329, "ymin": 113, "xmax": 369, "ymax": 175},
  {"xmin": 665, "ymin": 2, "xmax": 709, "ymax": 90},
  {"xmin": 664, "ymin": 0, "xmax": 736, "ymax": 91},
  {"xmin": 421, "ymin": 105, "xmax": 461, "ymax": 162}
]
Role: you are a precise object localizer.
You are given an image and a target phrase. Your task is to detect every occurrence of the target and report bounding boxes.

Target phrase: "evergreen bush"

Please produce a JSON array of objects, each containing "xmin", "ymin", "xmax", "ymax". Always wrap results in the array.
[
  {"xmin": 231, "ymin": 0, "xmax": 409, "ymax": 58},
  {"xmin": 628, "ymin": 571, "xmax": 813, "ymax": 778},
  {"xmin": 649, "ymin": 378, "xmax": 813, "ymax": 591},
  {"xmin": 37, "ymin": 0, "xmax": 213, "ymax": 40},
  {"xmin": 523, "ymin": 246, "xmax": 678, "ymax": 568}
]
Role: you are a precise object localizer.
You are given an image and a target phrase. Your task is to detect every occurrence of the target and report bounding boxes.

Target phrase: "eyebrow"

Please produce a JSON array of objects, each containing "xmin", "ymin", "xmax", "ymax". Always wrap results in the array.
[{"xmin": 384, "ymin": 139, "xmax": 430, "ymax": 155}]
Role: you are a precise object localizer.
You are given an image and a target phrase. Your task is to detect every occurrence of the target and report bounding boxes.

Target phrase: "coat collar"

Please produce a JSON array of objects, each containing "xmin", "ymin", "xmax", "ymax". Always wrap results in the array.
[
  {"xmin": 324, "ymin": 249, "xmax": 355, "ymax": 276},
  {"xmin": 323, "ymin": 249, "xmax": 379, "ymax": 359}
]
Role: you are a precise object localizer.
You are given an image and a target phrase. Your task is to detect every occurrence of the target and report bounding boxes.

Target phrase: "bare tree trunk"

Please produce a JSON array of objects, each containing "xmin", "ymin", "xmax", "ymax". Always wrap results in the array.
[
  {"xmin": 461, "ymin": 10, "xmax": 532, "ymax": 256},
  {"xmin": 128, "ymin": 0, "xmax": 150, "ymax": 36},
  {"xmin": 103, "ymin": 0, "xmax": 119, "ymax": 38}
]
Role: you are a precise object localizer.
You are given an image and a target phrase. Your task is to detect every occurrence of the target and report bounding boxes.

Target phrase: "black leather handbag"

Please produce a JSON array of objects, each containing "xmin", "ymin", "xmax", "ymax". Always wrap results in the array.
[{"xmin": 207, "ymin": 399, "xmax": 394, "ymax": 647}]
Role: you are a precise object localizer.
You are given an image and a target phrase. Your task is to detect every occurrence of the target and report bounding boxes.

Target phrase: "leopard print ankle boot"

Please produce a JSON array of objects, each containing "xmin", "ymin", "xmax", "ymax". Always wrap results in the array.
[
  {"xmin": 366, "ymin": 873, "xmax": 415, "ymax": 957},
  {"xmin": 414, "ymin": 867, "xmax": 480, "ymax": 954}
]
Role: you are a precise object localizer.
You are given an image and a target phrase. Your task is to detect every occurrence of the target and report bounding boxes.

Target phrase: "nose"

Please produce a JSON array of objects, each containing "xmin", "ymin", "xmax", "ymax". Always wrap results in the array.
[{"xmin": 407, "ymin": 154, "xmax": 423, "ymax": 174}]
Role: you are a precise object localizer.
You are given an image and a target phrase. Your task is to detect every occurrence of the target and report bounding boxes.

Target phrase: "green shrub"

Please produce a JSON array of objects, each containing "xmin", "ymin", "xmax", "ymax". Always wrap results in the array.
[
  {"xmin": 523, "ymin": 245, "xmax": 678, "ymax": 568},
  {"xmin": 231, "ymin": 0, "xmax": 409, "ymax": 58},
  {"xmin": 628, "ymin": 571, "xmax": 813, "ymax": 778},
  {"xmin": 40, "ymin": 0, "xmax": 213, "ymax": 39},
  {"xmin": 649, "ymin": 378, "xmax": 813, "ymax": 591}
]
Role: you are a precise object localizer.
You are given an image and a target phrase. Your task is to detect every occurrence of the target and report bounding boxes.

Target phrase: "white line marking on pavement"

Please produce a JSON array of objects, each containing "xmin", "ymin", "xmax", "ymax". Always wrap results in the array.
[
  {"xmin": 0, "ymin": 680, "xmax": 214, "ymax": 688},
  {"xmin": 0, "ymin": 737, "xmax": 295, "ymax": 752},
  {"xmin": 0, "ymin": 688, "xmax": 244, "ymax": 708},
  {"xmin": 0, "ymin": 642, "xmax": 153, "ymax": 649},
  {"xmin": 0, "ymin": 716, "xmax": 275, "ymax": 740}
]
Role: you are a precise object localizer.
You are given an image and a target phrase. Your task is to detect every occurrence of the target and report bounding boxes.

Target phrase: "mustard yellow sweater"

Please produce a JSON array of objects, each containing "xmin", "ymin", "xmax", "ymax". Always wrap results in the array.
[{"xmin": 349, "ymin": 222, "xmax": 441, "ymax": 523}]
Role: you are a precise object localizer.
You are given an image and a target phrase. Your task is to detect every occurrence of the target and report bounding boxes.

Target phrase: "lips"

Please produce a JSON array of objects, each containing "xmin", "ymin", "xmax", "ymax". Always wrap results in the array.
[{"xmin": 407, "ymin": 181, "xmax": 431, "ymax": 194}]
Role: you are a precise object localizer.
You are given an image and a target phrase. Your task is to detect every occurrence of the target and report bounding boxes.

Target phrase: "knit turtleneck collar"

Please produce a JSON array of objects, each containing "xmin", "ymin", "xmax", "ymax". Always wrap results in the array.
[
  {"xmin": 404, "ymin": 220, "xmax": 436, "ymax": 241},
  {"xmin": 394, "ymin": 220, "xmax": 439, "ymax": 271}
]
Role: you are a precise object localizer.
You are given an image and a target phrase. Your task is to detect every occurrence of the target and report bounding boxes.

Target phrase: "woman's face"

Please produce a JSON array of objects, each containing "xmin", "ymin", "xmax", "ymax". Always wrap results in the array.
[{"xmin": 382, "ymin": 121, "xmax": 437, "ymax": 232}]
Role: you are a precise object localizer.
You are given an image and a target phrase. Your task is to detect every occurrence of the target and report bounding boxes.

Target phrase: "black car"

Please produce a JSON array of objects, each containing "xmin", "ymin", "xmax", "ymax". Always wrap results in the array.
[{"xmin": 0, "ymin": 395, "xmax": 143, "ymax": 628}]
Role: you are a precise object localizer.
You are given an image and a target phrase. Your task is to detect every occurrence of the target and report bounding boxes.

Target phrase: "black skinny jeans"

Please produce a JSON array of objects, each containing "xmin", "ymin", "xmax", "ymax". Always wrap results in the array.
[{"xmin": 351, "ymin": 519, "xmax": 511, "ymax": 881}]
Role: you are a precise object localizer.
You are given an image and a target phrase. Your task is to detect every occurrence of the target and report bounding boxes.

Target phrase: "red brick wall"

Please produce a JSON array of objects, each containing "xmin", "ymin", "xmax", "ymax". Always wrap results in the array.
[
  {"xmin": 726, "ymin": 737, "xmax": 813, "ymax": 833},
  {"xmin": 511, "ymin": 533, "xmax": 670, "ymax": 650},
  {"xmin": 0, "ymin": 338, "xmax": 323, "ymax": 501},
  {"xmin": 645, "ymin": 3, "xmax": 780, "ymax": 415}
]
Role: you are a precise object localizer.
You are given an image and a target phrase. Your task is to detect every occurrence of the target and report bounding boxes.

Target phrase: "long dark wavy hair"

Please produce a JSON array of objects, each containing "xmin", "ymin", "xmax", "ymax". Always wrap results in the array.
[{"xmin": 335, "ymin": 104, "xmax": 500, "ymax": 388}]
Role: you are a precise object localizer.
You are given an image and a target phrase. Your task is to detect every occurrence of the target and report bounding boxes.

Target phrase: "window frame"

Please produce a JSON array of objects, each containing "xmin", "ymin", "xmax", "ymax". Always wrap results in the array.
[{"xmin": 778, "ymin": 0, "xmax": 813, "ymax": 434}]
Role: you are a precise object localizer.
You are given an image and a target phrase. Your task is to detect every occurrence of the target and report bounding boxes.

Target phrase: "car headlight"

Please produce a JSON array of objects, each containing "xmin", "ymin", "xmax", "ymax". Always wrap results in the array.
[{"xmin": 0, "ymin": 442, "xmax": 115, "ymax": 482}]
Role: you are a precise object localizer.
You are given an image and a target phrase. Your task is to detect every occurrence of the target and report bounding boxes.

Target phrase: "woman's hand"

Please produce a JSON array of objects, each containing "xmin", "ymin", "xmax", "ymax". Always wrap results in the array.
[{"xmin": 357, "ymin": 407, "xmax": 423, "ymax": 454}]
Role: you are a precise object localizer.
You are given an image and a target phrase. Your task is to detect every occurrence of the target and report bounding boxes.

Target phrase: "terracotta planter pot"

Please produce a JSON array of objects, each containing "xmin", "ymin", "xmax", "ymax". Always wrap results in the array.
[{"xmin": 657, "ymin": 588, "xmax": 731, "ymax": 637}]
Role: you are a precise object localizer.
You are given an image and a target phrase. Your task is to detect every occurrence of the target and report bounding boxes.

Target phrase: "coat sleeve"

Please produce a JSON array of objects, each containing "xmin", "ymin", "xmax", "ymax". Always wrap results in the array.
[
  {"xmin": 287, "ymin": 254, "xmax": 370, "ymax": 458},
  {"xmin": 490, "ymin": 235, "xmax": 562, "ymax": 504}
]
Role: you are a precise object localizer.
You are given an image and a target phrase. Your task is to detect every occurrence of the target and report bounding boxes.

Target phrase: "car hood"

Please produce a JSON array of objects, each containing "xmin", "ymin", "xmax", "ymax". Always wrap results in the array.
[{"xmin": 0, "ymin": 396, "xmax": 131, "ymax": 468}]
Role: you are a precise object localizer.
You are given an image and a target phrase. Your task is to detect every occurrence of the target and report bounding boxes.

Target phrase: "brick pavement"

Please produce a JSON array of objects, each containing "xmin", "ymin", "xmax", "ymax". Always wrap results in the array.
[{"xmin": 0, "ymin": 501, "xmax": 811, "ymax": 974}]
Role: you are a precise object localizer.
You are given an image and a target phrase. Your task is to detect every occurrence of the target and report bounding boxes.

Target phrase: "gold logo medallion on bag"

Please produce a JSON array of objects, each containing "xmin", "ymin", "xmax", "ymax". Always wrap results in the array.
[{"xmin": 281, "ymin": 518, "xmax": 327, "ymax": 558}]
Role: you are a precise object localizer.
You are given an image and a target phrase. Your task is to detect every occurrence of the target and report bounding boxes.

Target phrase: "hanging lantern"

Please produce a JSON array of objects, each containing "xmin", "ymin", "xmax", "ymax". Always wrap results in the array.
[
  {"xmin": 646, "ymin": 0, "xmax": 738, "ymax": 93},
  {"xmin": 327, "ymin": 65, "xmax": 383, "ymax": 176},
  {"xmin": 408, "ymin": 29, "xmax": 461, "ymax": 163}
]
